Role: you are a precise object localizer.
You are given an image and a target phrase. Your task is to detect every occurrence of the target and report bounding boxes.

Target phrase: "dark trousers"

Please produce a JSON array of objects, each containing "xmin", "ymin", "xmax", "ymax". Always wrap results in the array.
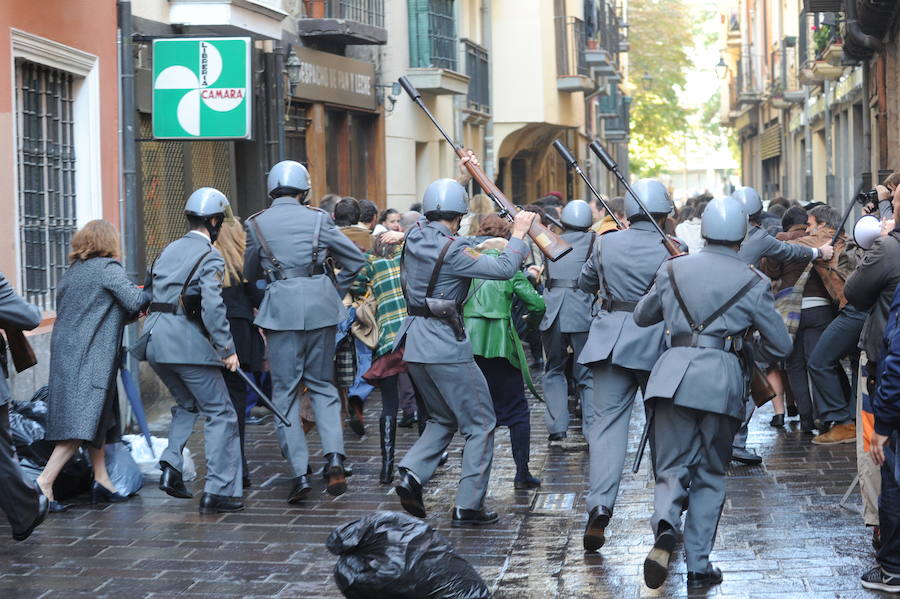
[
  {"xmin": 878, "ymin": 433, "xmax": 900, "ymax": 574},
  {"xmin": 380, "ymin": 374, "xmax": 400, "ymax": 418},
  {"xmin": 0, "ymin": 403, "xmax": 40, "ymax": 535},
  {"xmin": 808, "ymin": 306, "xmax": 865, "ymax": 424},
  {"xmin": 785, "ymin": 304, "xmax": 836, "ymax": 424}
]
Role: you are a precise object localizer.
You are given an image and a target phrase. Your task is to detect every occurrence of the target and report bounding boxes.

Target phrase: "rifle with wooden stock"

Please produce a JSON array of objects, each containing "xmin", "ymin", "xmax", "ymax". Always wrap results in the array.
[{"xmin": 397, "ymin": 76, "xmax": 572, "ymax": 262}]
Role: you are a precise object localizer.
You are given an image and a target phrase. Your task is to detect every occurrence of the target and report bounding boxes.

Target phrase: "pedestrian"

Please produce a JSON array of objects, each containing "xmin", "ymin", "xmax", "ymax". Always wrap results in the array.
[
  {"xmin": 0, "ymin": 273, "xmax": 48, "ymax": 540},
  {"xmin": 729, "ymin": 186, "xmax": 833, "ymax": 465},
  {"xmin": 133, "ymin": 187, "xmax": 244, "ymax": 514},
  {"xmin": 392, "ymin": 174, "xmax": 536, "ymax": 527},
  {"xmin": 373, "ymin": 208, "xmax": 402, "ymax": 236},
  {"xmin": 635, "ymin": 196, "xmax": 792, "ymax": 590},
  {"xmin": 539, "ymin": 200, "xmax": 597, "ymax": 443},
  {"xmin": 577, "ymin": 179, "xmax": 679, "ymax": 552},
  {"xmin": 464, "ymin": 223, "xmax": 546, "ymax": 489},
  {"xmin": 458, "ymin": 193, "xmax": 495, "ymax": 236},
  {"xmin": 674, "ymin": 198, "xmax": 708, "ymax": 254},
  {"xmin": 335, "ymin": 197, "xmax": 373, "ymax": 253},
  {"xmin": 244, "ymin": 161, "xmax": 365, "ymax": 503},
  {"xmin": 38, "ymin": 220, "xmax": 147, "ymax": 510},
  {"xmin": 591, "ymin": 196, "xmax": 627, "ymax": 235},
  {"xmin": 214, "ymin": 214, "xmax": 266, "ymax": 488}
]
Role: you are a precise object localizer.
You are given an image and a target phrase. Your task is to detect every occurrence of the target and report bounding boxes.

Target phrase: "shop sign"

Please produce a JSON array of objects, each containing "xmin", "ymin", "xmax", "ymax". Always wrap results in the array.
[
  {"xmin": 292, "ymin": 47, "xmax": 376, "ymax": 111},
  {"xmin": 153, "ymin": 37, "xmax": 252, "ymax": 139}
]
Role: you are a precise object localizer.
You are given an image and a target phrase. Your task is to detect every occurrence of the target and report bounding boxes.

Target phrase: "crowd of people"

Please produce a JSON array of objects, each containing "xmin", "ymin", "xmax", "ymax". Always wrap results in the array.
[{"xmin": 3, "ymin": 155, "xmax": 900, "ymax": 593}]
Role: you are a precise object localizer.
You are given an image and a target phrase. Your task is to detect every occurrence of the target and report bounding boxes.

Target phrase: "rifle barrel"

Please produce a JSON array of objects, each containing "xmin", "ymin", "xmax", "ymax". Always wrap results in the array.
[{"xmin": 552, "ymin": 140, "xmax": 624, "ymax": 229}]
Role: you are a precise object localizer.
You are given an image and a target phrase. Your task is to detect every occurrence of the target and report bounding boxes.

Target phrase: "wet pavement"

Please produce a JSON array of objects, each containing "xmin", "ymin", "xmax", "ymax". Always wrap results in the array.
[{"xmin": 0, "ymin": 380, "xmax": 878, "ymax": 598}]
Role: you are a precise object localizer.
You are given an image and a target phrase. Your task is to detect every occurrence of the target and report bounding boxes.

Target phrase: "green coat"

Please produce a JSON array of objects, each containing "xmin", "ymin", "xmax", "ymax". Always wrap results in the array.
[{"xmin": 464, "ymin": 248, "xmax": 545, "ymax": 395}]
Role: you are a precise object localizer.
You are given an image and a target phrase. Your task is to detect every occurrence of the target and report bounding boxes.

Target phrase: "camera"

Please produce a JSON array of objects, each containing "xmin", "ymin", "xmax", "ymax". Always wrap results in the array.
[{"xmin": 857, "ymin": 188, "xmax": 879, "ymax": 205}]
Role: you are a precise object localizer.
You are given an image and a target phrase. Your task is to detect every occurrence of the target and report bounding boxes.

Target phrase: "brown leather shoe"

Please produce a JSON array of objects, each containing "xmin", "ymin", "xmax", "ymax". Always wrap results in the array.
[{"xmin": 812, "ymin": 422, "xmax": 855, "ymax": 445}]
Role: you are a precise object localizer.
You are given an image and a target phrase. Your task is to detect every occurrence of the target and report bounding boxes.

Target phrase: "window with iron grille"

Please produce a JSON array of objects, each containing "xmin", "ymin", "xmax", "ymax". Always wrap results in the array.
[
  {"xmin": 463, "ymin": 39, "xmax": 490, "ymax": 113},
  {"xmin": 15, "ymin": 61, "xmax": 77, "ymax": 311},
  {"xmin": 408, "ymin": 0, "xmax": 457, "ymax": 71}
]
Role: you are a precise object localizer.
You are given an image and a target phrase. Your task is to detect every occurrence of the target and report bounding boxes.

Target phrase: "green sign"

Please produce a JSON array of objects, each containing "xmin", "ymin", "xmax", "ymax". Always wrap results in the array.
[{"xmin": 152, "ymin": 37, "xmax": 251, "ymax": 139}]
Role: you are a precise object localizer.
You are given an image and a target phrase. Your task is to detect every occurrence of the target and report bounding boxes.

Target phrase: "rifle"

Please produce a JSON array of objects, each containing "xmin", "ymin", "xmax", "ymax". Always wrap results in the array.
[
  {"xmin": 553, "ymin": 140, "xmax": 624, "ymax": 229},
  {"xmin": 397, "ymin": 76, "xmax": 572, "ymax": 262},
  {"xmin": 589, "ymin": 140, "xmax": 682, "ymax": 257},
  {"xmin": 3, "ymin": 328, "xmax": 37, "ymax": 372}
]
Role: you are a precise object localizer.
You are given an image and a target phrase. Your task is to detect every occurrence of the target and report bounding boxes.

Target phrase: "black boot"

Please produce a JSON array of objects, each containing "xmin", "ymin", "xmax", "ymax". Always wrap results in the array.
[
  {"xmin": 510, "ymin": 423, "xmax": 541, "ymax": 490},
  {"xmin": 324, "ymin": 453, "xmax": 347, "ymax": 497},
  {"xmin": 379, "ymin": 416, "xmax": 397, "ymax": 485}
]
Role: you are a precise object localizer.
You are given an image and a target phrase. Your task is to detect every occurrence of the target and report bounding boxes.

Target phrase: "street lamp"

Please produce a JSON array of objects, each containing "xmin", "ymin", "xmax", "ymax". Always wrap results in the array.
[
  {"xmin": 641, "ymin": 71, "xmax": 653, "ymax": 90},
  {"xmin": 715, "ymin": 56, "xmax": 728, "ymax": 80}
]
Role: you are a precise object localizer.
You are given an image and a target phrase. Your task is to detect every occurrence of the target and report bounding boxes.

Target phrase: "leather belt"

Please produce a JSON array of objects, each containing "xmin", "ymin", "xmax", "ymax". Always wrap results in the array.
[
  {"xmin": 266, "ymin": 265, "xmax": 325, "ymax": 283},
  {"xmin": 546, "ymin": 278, "xmax": 579, "ymax": 290},
  {"xmin": 601, "ymin": 298, "xmax": 638, "ymax": 313},
  {"xmin": 668, "ymin": 332, "xmax": 741, "ymax": 352},
  {"xmin": 407, "ymin": 304, "xmax": 462, "ymax": 317},
  {"xmin": 149, "ymin": 302, "xmax": 179, "ymax": 314}
]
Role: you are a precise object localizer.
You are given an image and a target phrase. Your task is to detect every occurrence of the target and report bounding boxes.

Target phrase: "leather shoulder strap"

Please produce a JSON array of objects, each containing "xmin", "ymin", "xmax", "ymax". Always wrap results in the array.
[
  {"xmin": 585, "ymin": 232, "xmax": 596, "ymax": 262},
  {"xmin": 250, "ymin": 216, "xmax": 284, "ymax": 275},
  {"xmin": 180, "ymin": 249, "xmax": 213, "ymax": 299},
  {"xmin": 427, "ymin": 238, "xmax": 455, "ymax": 298},
  {"xmin": 310, "ymin": 209, "xmax": 324, "ymax": 275},
  {"xmin": 668, "ymin": 260, "xmax": 760, "ymax": 333}
]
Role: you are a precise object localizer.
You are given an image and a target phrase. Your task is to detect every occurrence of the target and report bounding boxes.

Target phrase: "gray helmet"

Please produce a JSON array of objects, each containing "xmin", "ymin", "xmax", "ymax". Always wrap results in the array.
[
  {"xmin": 731, "ymin": 186, "xmax": 762, "ymax": 218},
  {"xmin": 184, "ymin": 187, "xmax": 229, "ymax": 218},
  {"xmin": 701, "ymin": 196, "xmax": 748, "ymax": 243},
  {"xmin": 561, "ymin": 199, "xmax": 592, "ymax": 230},
  {"xmin": 267, "ymin": 160, "xmax": 311, "ymax": 197},
  {"xmin": 422, "ymin": 178, "xmax": 468, "ymax": 215},
  {"xmin": 625, "ymin": 179, "xmax": 673, "ymax": 219}
]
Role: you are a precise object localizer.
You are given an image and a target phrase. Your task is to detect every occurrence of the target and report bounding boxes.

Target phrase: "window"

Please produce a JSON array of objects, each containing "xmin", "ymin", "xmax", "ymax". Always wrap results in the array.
[
  {"xmin": 463, "ymin": 39, "xmax": 489, "ymax": 113},
  {"xmin": 408, "ymin": 0, "xmax": 457, "ymax": 71},
  {"xmin": 15, "ymin": 61, "xmax": 77, "ymax": 310}
]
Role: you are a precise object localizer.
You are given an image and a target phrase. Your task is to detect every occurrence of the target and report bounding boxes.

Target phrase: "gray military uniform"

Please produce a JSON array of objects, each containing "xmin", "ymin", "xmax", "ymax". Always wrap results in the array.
[
  {"xmin": 539, "ymin": 230, "xmax": 596, "ymax": 436},
  {"xmin": 133, "ymin": 231, "xmax": 243, "ymax": 497},
  {"xmin": 634, "ymin": 244, "xmax": 792, "ymax": 573},
  {"xmin": 0, "ymin": 273, "xmax": 43, "ymax": 534},
  {"xmin": 243, "ymin": 196, "xmax": 365, "ymax": 477},
  {"xmin": 577, "ymin": 220, "xmax": 671, "ymax": 514},
  {"xmin": 395, "ymin": 221, "xmax": 527, "ymax": 510},
  {"xmin": 732, "ymin": 224, "xmax": 816, "ymax": 452}
]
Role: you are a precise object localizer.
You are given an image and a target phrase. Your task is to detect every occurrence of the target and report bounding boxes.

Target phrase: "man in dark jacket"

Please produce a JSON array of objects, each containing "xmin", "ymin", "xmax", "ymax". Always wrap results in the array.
[{"xmin": 0, "ymin": 273, "xmax": 48, "ymax": 540}]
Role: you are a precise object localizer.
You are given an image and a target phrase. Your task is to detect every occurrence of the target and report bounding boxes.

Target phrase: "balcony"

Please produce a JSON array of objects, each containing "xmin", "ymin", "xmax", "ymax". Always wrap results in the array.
[
  {"xmin": 168, "ymin": 0, "xmax": 288, "ymax": 39},
  {"xmin": 405, "ymin": 0, "xmax": 468, "ymax": 95},
  {"xmin": 603, "ymin": 95, "xmax": 630, "ymax": 141},
  {"xmin": 297, "ymin": 0, "xmax": 387, "ymax": 45},
  {"xmin": 584, "ymin": 1, "xmax": 621, "ymax": 79},
  {"xmin": 463, "ymin": 39, "xmax": 490, "ymax": 116},
  {"xmin": 556, "ymin": 16, "xmax": 594, "ymax": 93}
]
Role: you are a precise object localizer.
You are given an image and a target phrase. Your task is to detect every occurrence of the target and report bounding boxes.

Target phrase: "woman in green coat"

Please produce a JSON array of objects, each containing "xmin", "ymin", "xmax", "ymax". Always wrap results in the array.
[{"xmin": 464, "ymin": 217, "xmax": 546, "ymax": 489}]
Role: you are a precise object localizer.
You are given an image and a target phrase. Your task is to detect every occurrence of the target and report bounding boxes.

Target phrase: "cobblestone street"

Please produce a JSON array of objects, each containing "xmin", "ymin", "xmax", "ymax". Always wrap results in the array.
[{"xmin": 0, "ymin": 386, "xmax": 875, "ymax": 598}]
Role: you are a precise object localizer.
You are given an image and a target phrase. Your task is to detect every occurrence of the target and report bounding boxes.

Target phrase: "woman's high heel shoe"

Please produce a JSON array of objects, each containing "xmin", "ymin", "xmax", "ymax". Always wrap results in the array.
[
  {"xmin": 769, "ymin": 413, "xmax": 785, "ymax": 427},
  {"xmin": 91, "ymin": 481, "xmax": 128, "ymax": 504}
]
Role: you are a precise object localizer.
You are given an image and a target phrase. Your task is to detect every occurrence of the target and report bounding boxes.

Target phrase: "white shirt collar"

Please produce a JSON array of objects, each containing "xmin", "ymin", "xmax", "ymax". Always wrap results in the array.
[{"xmin": 188, "ymin": 229, "xmax": 211, "ymax": 242}]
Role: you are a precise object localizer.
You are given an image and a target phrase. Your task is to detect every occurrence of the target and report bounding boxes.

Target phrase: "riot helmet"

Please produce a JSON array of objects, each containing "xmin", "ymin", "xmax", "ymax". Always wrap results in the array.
[
  {"xmin": 561, "ymin": 200, "xmax": 593, "ymax": 231},
  {"xmin": 625, "ymin": 179, "xmax": 673, "ymax": 220},
  {"xmin": 701, "ymin": 196, "xmax": 748, "ymax": 243},
  {"xmin": 267, "ymin": 160, "xmax": 311, "ymax": 201},
  {"xmin": 731, "ymin": 186, "xmax": 763, "ymax": 220},
  {"xmin": 185, "ymin": 187, "xmax": 230, "ymax": 242},
  {"xmin": 422, "ymin": 178, "xmax": 469, "ymax": 216}
]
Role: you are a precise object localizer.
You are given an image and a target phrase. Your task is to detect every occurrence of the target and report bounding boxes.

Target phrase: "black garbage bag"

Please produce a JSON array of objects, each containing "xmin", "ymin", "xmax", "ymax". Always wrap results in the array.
[
  {"xmin": 327, "ymin": 511, "xmax": 491, "ymax": 599},
  {"xmin": 9, "ymin": 385, "xmax": 93, "ymax": 500}
]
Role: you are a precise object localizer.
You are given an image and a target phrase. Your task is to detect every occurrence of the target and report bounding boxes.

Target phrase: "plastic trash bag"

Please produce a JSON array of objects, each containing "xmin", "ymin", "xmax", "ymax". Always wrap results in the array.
[
  {"xmin": 122, "ymin": 434, "xmax": 197, "ymax": 481},
  {"xmin": 98, "ymin": 441, "xmax": 143, "ymax": 496},
  {"xmin": 327, "ymin": 511, "xmax": 491, "ymax": 599}
]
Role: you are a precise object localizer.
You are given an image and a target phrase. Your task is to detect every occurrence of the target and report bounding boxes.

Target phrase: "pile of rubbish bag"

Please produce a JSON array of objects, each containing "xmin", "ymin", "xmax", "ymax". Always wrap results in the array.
[
  {"xmin": 327, "ymin": 511, "xmax": 492, "ymax": 599},
  {"xmin": 10, "ymin": 386, "xmax": 144, "ymax": 499}
]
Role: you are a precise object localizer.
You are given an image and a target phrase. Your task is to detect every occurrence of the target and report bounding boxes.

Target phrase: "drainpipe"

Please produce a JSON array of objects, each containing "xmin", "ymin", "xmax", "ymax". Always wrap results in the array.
[
  {"xmin": 804, "ymin": 87, "xmax": 813, "ymax": 202},
  {"xmin": 844, "ymin": 0, "xmax": 882, "ymax": 60},
  {"xmin": 482, "ymin": 0, "xmax": 495, "ymax": 180},
  {"xmin": 117, "ymin": 0, "xmax": 141, "ymax": 414},
  {"xmin": 824, "ymin": 80, "xmax": 835, "ymax": 203}
]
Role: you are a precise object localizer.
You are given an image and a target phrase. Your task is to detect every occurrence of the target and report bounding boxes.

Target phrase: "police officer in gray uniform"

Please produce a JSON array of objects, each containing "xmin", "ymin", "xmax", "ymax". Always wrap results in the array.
[
  {"xmin": 244, "ymin": 160, "xmax": 365, "ymax": 503},
  {"xmin": 0, "ymin": 274, "xmax": 48, "ymax": 540},
  {"xmin": 634, "ymin": 196, "xmax": 792, "ymax": 590},
  {"xmin": 729, "ymin": 186, "xmax": 833, "ymax": 464},
  {"xmin": 539, "ymin": 199, "xmax": 597, "ymax": 441},
  {"xmin": 134, "ymin": 187, "xmax": 245, "ymax": 514},
  {"xmin": 393, "ymin": 178, "xmax": 536, "ymax": 527},
  {"xmin": 578, "ymin": 179, "xmax": 677, "ymax": 551}
]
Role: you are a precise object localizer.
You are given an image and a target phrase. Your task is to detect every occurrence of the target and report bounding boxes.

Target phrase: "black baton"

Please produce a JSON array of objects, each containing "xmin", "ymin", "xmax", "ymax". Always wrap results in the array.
[{"xmin": 235, "ymin": 366, "xmax": 291, "ymax": 427}]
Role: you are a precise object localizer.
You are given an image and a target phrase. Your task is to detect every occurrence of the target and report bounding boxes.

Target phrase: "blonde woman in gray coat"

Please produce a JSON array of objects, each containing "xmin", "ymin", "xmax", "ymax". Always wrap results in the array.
[{"xmin": 36, "ymin": 220, "xmax": 147, "ymax": 511}]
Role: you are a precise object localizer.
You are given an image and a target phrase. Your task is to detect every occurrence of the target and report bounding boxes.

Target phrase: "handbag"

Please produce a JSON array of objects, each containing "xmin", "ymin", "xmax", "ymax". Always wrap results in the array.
[
  {"xmin": 351, "ymin": 291, "xmax": 379, "ymax": 349},
  {"xmin": 773, "ymin": 262, "xmax": 814, "ymax": 340}
]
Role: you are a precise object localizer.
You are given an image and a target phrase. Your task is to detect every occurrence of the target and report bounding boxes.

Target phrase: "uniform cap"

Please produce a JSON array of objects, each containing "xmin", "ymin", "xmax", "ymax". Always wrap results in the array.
[
  {"xmin": 561, "ymin": 199, "xmax": 593, "ymax": 230},
  {"xmin": 731, "ymin": 186, "xmax": 763, "ymax": 217},
  {"xmin": 422, "ymin": 178, "xmax": 468, "ymax": 215},
  {"xmin": 267, "ymin": 160, "xmax": 311, "ymax": 196},
  {"xmin": 184, "ymin": 187, "xmax": 229, "ymax": 218},
  {"xmin": 625, "ymin": 179, "xmax": 673, "ymax": 219},
  {"xmin": 701, "ymin": 196, "xmax": 748, "ymax": 243}
]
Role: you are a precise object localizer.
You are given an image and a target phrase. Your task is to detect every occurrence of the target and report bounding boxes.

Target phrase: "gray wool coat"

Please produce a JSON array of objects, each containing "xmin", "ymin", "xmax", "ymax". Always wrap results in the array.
[{"xmin": 47, "ymin": 258, "xmax": 147, "ymax": 442}]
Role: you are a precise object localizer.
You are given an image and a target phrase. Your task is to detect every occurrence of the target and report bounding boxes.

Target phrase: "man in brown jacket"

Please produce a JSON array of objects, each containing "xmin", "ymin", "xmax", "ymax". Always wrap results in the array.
[{"xmin": 763, "ymin": 204, "xmax": 849, "ymax": 433}]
